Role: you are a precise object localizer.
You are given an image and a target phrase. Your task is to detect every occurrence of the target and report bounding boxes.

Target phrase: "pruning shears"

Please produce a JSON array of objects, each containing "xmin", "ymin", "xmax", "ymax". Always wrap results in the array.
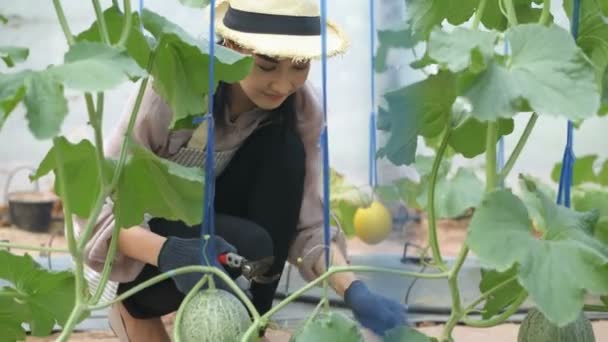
[{"xmin": 218, "ymin": 252, "xmax": 279, "ymax": 284}]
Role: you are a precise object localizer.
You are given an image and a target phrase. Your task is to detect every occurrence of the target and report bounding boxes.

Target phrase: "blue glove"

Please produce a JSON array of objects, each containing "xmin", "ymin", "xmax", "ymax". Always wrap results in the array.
[
  {"xmin": 157, "ymin": 236, "xmax": 237, "ymax": 294},
  {"xmin": 344, "ymin": 280, "xmax": 408, "ymax": 336}
]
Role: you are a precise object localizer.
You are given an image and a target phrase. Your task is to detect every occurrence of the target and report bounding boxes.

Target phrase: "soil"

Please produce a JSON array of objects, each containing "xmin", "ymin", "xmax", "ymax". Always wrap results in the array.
[{"xmin": 2, "ymin": 208, "xmax": 607, "ymax": 341}]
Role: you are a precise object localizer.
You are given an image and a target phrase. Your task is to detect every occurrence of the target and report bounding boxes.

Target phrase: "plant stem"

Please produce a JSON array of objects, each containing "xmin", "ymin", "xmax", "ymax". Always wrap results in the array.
[
  {"xmin": 486, "ymin": 121, "xmax": 499, "ymax": 192},
  {"xmin": 85, "ymin": 93, "xmax": 108, "ymax": 187},
  {"xmin": 440, "ymin": 245, "xmax": 470, "ymax": 341},
  {"xmin": 90, "ymin": 221, "xmax": 120, "ymax": 304},
  {"xmin": 498, "ymin": 113, "xmax": 538, "ymax": 183},
  {"xmin": 55, "ymin": 304, "xmax": 85, "ymax": 342},
  {"xmin": 78, "ymin": 72, "xmax": 152, "ymax": 251},
  {"xmin": 584, "ymin": 304, "xmax": 608, "ymax": 312},
  {"xmin": 427, "ymin": 127, "xmax": 452, "ymax": 270},
  {"xmin": 173, "ymin": 275, "xmax": 210, "ymax": 342},
  {"xmin": 92, "ymin": 0, "xmax": 111, "ymax": 44},
  {"xmin": 110, "ymin": 74, "xmax": 151, "ymax": 190},
  {"xmin": 54, "ymin": 141, "xmax": 87, "ymax": 342},
  {"xmin": 304, "ymin": 298, "xmax": 327, "ymax": 327},
  {"xmin": 53, "ymin": 140, "xmax": 82, "ymax": 282},
  {"xmin": 440, "ymin": 121, "xmax": 501, "ymax": 341},
  {"xmin": 463, "ymin": 291, "xmax": 527, "ymax": 328},
  {"xmin": 472, "ymin": 0, "xmax": 488, "ymax": 30},
  {"xmin": 503, "ymin": 0, "xmax": 519, "ymax": 26},
  {"xmin": 0, "ymin": 242, "xmax": 70, "ymax": 253},
  {"xmin": 117, "ymin": 0, "xmax": 132, "ymax": 47},
  {"xmin": 450, "ymin": 248, "xmax": 468, "ymax": 306},
  {"xmin": 462, "ymin": 276, "xmax": 518, "ymax": 315},
  {"xmin": 539, "ymin": 0, "xmax": 551, "ymax": 25},
  {"xmin": 52, "ymin": 0, "xmax": 75, "ymax": 45},
  {"xmin": 240, "ymin": 265, "xmax": 449, "ymax": 341},
  {"xmin": 89, "ymin": 265, "xmax": 260, "ymax": 321}
]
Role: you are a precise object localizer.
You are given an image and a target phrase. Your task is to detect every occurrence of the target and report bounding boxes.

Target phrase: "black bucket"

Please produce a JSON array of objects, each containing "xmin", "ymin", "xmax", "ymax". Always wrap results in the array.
[
  {"xmin": 8, "ymin": 191, "xmax": 56, "ymax": 233},
  {"xmin": 4, "ymin": 166, "xmax": 58, "ymax": 233}
]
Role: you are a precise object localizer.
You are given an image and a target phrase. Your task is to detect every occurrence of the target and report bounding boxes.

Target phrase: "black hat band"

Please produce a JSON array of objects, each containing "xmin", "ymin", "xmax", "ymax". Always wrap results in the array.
[{"xmin": 223, "ymin": 5, "xmax": 321, "ymax": 36}]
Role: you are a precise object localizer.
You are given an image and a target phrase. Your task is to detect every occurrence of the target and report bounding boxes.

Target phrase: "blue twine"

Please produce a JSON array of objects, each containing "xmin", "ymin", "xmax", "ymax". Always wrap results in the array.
[
  {"xmin": 368, "ymin": 0, "xmax": 378, "ymax": 188},
  {"xmin": 200, "ymin": 0, "xmax": 217, "ymax": 259},
  {"xmin": 556, "ymin": 0, "xmax": 580, "ymax": 208},
  {"xmin": 138, "ymin": 0, "xmax": 144, "ymax": 31},
  {"xmin": 319, "ymin": 0, "xmax": 331, "ymax": 269}
]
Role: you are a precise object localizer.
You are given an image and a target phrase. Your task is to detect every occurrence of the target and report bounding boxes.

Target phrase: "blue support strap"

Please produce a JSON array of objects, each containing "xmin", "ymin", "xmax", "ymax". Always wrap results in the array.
[
  {"xmin": 138, "ymin": 0, "xmax": 144, "ymax": 31},
  {"xmin": 369, "ymin": 0, "xmax": 378, "ymax": 188},
  {"xmin": 201, "ymin": 0, "xmax": 218, "ymax": 259},
  {"xmin": 556, "ymin": 0, "xmax": 581, "ymax": 208},
  {"xmin": 319, "ymin": 0, "xmax": 332, "ymax": 270}
]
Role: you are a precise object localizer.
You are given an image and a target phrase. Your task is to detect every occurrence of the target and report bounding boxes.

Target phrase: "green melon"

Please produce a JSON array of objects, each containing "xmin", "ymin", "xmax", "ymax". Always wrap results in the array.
[
  {"xmin": 179, "ymin": 289, "xmax": 252, "ymax": 342},
  {"xmin": 290, "ymin": 311, "xmax": 364, "ymax": 342},
  {"xmin": 517, "ymin": 308, "xmax": 595, "ymax": 342}
]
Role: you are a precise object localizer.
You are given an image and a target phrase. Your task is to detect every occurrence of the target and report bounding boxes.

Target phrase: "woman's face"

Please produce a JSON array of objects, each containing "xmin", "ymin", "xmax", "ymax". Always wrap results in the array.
[{"xmin": 229, "ymin": 43, "xmax": 311, "ymax": 110}]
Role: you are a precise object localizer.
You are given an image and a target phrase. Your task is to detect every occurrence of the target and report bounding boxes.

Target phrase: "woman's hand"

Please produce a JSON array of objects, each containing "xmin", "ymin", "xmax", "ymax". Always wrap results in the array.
[
  {"xmin": 157, "ymin": 236, "xmax": 237, "ymax": 294},
  {"xmin": 312, "ymin": 243, "xmax": 408, "ymax": 336},
  {"xmin": 344, "ymin": 280, "xmax": 408, "ymax": 336}
]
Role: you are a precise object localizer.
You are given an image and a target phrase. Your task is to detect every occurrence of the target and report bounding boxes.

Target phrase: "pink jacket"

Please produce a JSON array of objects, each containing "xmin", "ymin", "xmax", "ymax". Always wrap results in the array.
[{"xmin": 75, "ymin": 79, "xmax": 348, "ymax": 283}]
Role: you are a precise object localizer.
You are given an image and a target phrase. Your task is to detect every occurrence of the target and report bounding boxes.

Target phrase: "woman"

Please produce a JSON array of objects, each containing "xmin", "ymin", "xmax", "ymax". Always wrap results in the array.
[{"xmin": 79, "ymin": 0, "xmax": 407, "ymax": 340}]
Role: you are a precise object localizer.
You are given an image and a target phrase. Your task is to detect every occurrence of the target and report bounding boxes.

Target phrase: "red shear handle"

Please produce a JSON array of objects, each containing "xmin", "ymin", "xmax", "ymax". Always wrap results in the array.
[{"xmin": 218, "ymin": 252, "xmax": 243, "ymax": 268}]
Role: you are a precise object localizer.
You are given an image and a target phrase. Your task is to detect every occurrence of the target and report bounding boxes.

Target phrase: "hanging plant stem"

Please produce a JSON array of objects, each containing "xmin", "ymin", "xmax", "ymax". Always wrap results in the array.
[
  {"xmin": 91, "ymin": 0, "xmax": 111, "ymax": 44},
  {"xmin": 499, "ymin": 113, "xmax": 538, "ymax": 183},
  {"xmin": 426, "ymin": 124, "xmax": 452, "ymax": 271}
]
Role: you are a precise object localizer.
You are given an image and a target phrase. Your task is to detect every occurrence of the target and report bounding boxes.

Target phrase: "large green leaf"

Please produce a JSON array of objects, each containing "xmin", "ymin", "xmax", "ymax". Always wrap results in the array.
[
  {"xmin": 466, "ymin": 178, "xmax": 608, "ymax": 326},
  {"xmin": 31, "ymin": 137, "xmax": 114, "ymax": 219},
  {"xmin": 23, "ymin": 72, "xmax": 68, "ymax": 139},
  {"xmin": 378, "ymin": 72, "xmax": 456, "ymax": 166},
  {"xmin": 329, "ymin": 169, "xmax": 367, "ymax": 238},
  {"xmin": 384, "ymin": 326, "xmax": 437, "ymax": 342},
  {"xmin": 75, "ymin": 5, "xmax": 151, "ymax": 69},
  {"xmin": 404, "ymin": 0, "xmax": 478, "ymax": 43},
  {"xmin": 330, "ymin": 168, "xmax": 367, "ymax": 204},
  {"xmin": 141, "ymin": 10, "xmax": 253, "ymax": 127},
  {"xmin": 518, "ymin": 175, "xmax": 557, "ymax": 232},
  {"xmin": 601, "ymin": 160, "xmax": 608, "ymax": 186},
  {"xmin": 47, "ymin": 41, "xmax": 146, "ymax": 92},
  {"xmin": 0, "ymin": 295, "xmax": 28, "ymax": 341},
  {"xmin": 0, "ymin": 250, "xmax": 77, "ymax": 337},
  {"xmin": 551, "ymin": 155, "xmax": 604, "ymax": 186},
  {"xmin": 449, "ymin": 117, "xmax": 514, "ymax": 158},
  {"xmin": 0, "ymin": 46, "xmax": 29, "ymax": 67},
  {"xmin": 390, "ymin": 155, "xmax": 447, "ymax": 210},
  {"xmin": 290, "ymin": 311, "xmax": 364, "ymax": 342},
  {"xmin": 418, "ymin": 167, "xmax": 484, "ymax": 218},
  {"xmin": 461, "ymin": 23, "xmax": 599, "ymax": 121},
  {"xmin": 600, "ymin": 65, "xmax": 608, "ymax": 115},
  {"xmin": 375, "ymin": 25, "xmax": 416, "ymax": 73},
  {"xmin": 573, "ymin": 189, "xmax": 608, "ymax": 244},
  {"xmin": 31, "ymin": 137, "xmax": 208, "ymax": 229},
  {"xmin": 114, "ymin": 144, "xmax": 205, "ymax": 228},
  {"xmin": 482, "ymin": 0, "xmax": 547, "ymax": 31},
  {"xmin": 394, "ymin": 177, "xmax": 423, "ymax": 210},
  {"xmin": 564, "ymin": 0, "xmax": 608, "ymax": 62},
  {"xmin": 479, "ymin": 266, "xmax": 525, "ymax": 320},
  {"xmin": 428, "ymin": 27, "xmax": 499, "ymax": 73},
  {"xmin": 331, "ymin": 201, "xmax": 358, "ymax": 238},
  {"xmin": 0, "ymin": 70, "xmax": 29, "ymax": 130}
]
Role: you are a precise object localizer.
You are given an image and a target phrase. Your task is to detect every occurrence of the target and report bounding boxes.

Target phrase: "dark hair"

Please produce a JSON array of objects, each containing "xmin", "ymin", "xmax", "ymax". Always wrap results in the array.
[{"xmin": 212, "ymin": 81, "xmax": 298, "ymax": 133}]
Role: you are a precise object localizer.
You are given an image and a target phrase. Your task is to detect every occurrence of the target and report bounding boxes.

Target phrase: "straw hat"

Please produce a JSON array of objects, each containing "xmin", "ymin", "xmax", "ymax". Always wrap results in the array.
[{"xmin": 206, "ymin": 0, "xmax": 350, "ymax": 61}]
